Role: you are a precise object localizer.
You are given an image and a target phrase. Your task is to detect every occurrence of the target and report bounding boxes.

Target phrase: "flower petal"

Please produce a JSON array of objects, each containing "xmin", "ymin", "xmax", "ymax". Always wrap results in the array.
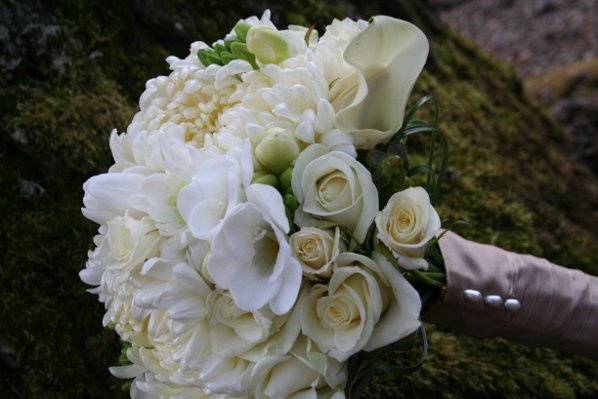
[
  {"xmin": 335, "ymin": 16, "xmax": 429, "ymax": 149},
  {"xmin": 365, "ymin": 252, "xmax": 422, "ymax": 351}
]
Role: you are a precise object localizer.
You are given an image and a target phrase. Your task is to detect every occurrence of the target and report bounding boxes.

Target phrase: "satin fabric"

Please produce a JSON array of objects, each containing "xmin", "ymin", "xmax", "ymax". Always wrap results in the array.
[{"xmin": 425, "ymin": 231, "xmax": 597, "ymax": 357}]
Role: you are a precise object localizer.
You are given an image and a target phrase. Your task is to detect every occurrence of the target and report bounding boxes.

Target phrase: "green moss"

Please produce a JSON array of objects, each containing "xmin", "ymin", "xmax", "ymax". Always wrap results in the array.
[
  {"xmin": 11, "ymin": 80, "xmax": 134, "ymax": 175},
  {"xmin": 1, "ymin": 1, "xmax": 597, "ymax": 398}
]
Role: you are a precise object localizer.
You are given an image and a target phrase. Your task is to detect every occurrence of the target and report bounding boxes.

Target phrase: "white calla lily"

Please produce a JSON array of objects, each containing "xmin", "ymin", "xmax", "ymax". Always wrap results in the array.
[{"xmin": 334, "ymin": 16, "xmax": 429, "ymax": 149}]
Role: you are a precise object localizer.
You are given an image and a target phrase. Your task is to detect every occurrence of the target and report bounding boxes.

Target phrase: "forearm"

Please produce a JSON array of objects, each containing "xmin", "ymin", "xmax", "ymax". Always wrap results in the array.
[{"xmin": 425, "ymin": 231, "xmax": 598, "ymax": 357}]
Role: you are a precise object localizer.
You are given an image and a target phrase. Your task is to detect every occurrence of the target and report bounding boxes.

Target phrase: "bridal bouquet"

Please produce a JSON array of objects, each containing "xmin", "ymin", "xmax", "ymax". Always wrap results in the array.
[{"xmin": 81, "ymin": 10, "xmax": 448, "ymax": 398}]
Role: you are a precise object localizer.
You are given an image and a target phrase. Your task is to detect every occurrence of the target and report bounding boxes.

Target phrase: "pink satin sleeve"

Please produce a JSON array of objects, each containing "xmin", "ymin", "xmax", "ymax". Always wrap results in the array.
[{"xmin": 425, "ymin": 231, "xmax": 598, "ymax": 357}]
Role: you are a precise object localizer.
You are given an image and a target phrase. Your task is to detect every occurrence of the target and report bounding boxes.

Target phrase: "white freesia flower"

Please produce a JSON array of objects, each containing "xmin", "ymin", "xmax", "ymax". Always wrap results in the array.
[
  {"xmin": 136, "ymin": 262, "xmax": 256, "ymax": 394},
  {"xmin": 292, "ymin": 144, "xmax": 378, "ymax": 244},
  {"xmin": 128, "ymin": 136, "xmax": 213, "ymax": 242},
  {"xmin": 110, "ymin": 346, "xmax": 231, "ymax": 399},
  {"xmin": 333, "ymin": 16, "xmax": 429, "ymax": 149},
  {"xmin": 82, "ymin": 172, "xmax": 145, "ymax": 224},
  {"xmin": 136, "ymin": 259, "xmax": 295, "ymax": 394},
  {"xmin": 251, "ymin": 336, "xmax": 347, "ymax": 399},
  {"xmin": 300, "ymin": 252, "xmax": 421, "ymax": 361},
  {"xmin": 375, "ymin": 186, "xmax": 441, "ymax": 269},
  {"xmin": 208, "ymin": 184, "xmax": 302, "ymax": 315},
  {"xmin": 246, "ymin": 25, "xmax": 306, "ymax": 65},
  {"xmin": 290, "ymin": 227, "xmax": 344, "ymax": 279},
  {"xmin": 178, "ymin": 141, "xmax": 253, "ymax": 240},
  {"xmin": 105, "ymin": 213, "xmax": 161, "ymax": 270}
]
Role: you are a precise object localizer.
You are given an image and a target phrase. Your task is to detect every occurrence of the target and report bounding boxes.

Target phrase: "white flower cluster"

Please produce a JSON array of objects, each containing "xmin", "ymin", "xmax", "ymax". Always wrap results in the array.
[{"xmin": 81, "ymin": 10, "xmax": 440, "ymax": 399}]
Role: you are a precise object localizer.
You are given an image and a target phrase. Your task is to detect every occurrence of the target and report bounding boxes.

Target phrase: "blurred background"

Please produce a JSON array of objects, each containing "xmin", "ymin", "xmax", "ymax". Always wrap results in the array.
[
  {"xmin": 1, "ymin": 0, "xmax": 596, "ymax": 398},
  {"xmin": 434, "ymin": 0, "xmax": 598, "ymax": 173}
]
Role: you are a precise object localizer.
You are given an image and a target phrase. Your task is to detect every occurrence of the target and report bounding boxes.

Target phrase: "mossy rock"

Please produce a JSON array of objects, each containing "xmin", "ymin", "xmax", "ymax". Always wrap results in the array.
[{"xmin": 1, "ymin": 1, "xmax": 596, "ymax": 398}]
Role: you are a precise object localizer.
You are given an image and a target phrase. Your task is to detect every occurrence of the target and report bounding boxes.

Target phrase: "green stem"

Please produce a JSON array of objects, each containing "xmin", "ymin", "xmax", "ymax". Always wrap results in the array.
[{"xmin": 376, "ymin": 241, "xmax": 445, "ymax": 289}]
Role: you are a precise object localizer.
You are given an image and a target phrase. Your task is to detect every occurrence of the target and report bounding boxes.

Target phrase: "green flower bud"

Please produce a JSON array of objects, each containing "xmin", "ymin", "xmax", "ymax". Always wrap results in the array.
[
  {"xmin": 219, "ymin": 50, "xmax": 235, "ymax": 64},
  {"xmin": 284, "ymin": 194, "xmax": 299, "ymax": 215},
  {"xmin": 252, "ymin": 172, "xmax": 279, "ymax": 187},
  {"xmin": 246, "ymin": 26, "xmax": 298, "ymax": 65},
  {"xmin": 255, "ymin": 128, "xmax": 300, "ymax": 174},
  {"xmin": 224, "ymin": 39, "xmax": 239, "ymax": 51},
  {"xmin": 279, "ymin": 167, "xmax": 293, "ymax": 191},
  {"xmin": 213, "ymin": 41, "xmax": 227, "ymax": 55},
  {"xmin": 234, "ymin": 20, "xmax": 251, "ymax": 42},
  {"xmin": 230, "ymin": 41, "xmax": 257, "ymax": 68},
  {"xmin": 198, "ymin": 48, "xmax": 222, "ymax": 66},
  {"xmin": 118, "ymin": 346, "xmax": 130, "ymax": 365}
]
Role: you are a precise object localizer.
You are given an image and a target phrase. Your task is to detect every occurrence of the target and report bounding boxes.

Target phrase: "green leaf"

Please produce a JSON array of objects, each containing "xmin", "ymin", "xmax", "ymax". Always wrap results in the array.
[
  {"xmin": 407, "ymin": 164, "xmax": 434, "ymax": 177},
  {"xmin": 403, "ymin": 95, "xmax": 435, "ymax": 128}
]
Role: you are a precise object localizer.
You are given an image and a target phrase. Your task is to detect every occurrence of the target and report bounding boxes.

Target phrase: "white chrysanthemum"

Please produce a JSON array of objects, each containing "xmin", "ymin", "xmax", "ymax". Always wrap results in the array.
[
  {"xmin": 134, "ymin": 56, "xmax": 251, "ymax": 144},
  {"xmin": 128, "ymin": 138, "xmax": 252, "ymax": 247},
  {"xmin": 80, "ymin": 217, "xmax": 163, "ymax": 345},
  {"xmin": 312, "ymin": 18, "xmax": 368, "ymax": 88},
  {"xmin": 111, "ymin": 345, "xmax": 248, "ymax": 399},
  {"xmin": 215, "ymin": 54, "xmax": 356, "ymax": 157}
]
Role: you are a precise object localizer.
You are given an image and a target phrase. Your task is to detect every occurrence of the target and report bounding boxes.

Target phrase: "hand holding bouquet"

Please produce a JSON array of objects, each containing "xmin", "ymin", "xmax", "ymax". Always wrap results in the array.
[{"xmin": 81, "ymin": 10, "xmax": 449, "ymax": 398}]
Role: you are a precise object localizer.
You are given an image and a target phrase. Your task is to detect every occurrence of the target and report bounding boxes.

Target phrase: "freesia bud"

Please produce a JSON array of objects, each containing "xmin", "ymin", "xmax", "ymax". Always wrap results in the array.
[
  {"xmin": 234, "ymin": 20, "xmax": 251, "ymax": 42},
  {"xmin": 246, "ymin": 26, "xmax": 302, "ymax": 64},
  {"xmin": 251, "ymin": 172, "xmax": 278, "ymax": 187},
  {"xmin": 279, "ymin": 167, "xmax": 293, "ymax": 191},
  {"xmin": 198, "ymin": 48, "xmax": 222, "ymax": 66},
  {"xmin": 255, "ymin": 128, "xmax": 300, "ymax": 174}
]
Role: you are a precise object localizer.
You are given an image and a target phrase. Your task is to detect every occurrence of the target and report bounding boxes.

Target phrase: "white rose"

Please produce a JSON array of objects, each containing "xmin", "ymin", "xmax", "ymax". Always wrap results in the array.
[
  {"xmin": 105, "ymin": 213, "xmax": 161, "ymax": 269},
  {"xmin": 208, "ymin": 184, "xmax": 302, "ymax": 315},
  {"xmin": 375, "ymin": 186, "xmax": 441, "ymax": 269},
  {"xmin": 333, "ymin": 16, "xmax": 429, "ymax": 149},
  {"xmin": 251, "ymin": 336, "xmax": 347, "ymax": 399},
  {"xmin": 300, "ymin": 252, "xmax": 421, "ymax": 361},
  {"xmin": 292, "ymin": 144, "xmax": 378, "ymax": 245},
  {"xmin": 290, "ymin": 227, "xmax": 344, "ymax": 279}
]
